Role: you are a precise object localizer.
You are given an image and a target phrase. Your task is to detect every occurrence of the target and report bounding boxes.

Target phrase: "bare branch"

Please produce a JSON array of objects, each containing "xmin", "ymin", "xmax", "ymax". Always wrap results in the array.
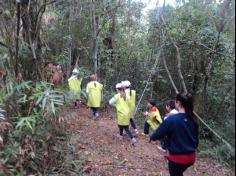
[
  {"xmin": 173, "ymin": 42, "xmax": 188, "ymax": 94},
  {"xmin": 183, "ymin": 36, "xmax": 235, "ymax": 58},
  {"xmin": 163, "ymin": 57, "xmax": 179, "ymax": 94},
  {"xmin": 35, "ymin": 0, "xmax": 56, "ymax": 37},
  {"xmin": 36, "ymin": 0, "xmax": 56, "ymax": 20},
  {"xmin": 0, "ymin": 41, "xmax": 8, "ymax": 48},
  {"xmin": 198, "ymin": 41, "xmax": 234, "ymax": 58},
  {"xmin": 160, "ymin": 14, "xmax": 188, "ymax": 94}
]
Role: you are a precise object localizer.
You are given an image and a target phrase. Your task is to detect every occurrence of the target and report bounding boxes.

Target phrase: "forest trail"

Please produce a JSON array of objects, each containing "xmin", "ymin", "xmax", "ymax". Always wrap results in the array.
[{"xmin": 65, "ymin": 106, "xmax": 234, "ymax": 176}]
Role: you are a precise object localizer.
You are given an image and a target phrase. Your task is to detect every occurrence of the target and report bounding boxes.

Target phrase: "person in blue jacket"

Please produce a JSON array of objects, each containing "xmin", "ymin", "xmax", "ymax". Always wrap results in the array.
[{"xmin": 150, "ymin": 93, "xmax": 199, "ymax": 176}]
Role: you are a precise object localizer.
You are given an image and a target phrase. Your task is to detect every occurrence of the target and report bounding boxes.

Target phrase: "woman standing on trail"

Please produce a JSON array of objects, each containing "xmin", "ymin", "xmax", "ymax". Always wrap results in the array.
[
  {"xmin": 121, "ymin": 80, "xmax": 139, "ymax": 135},
  {"xmin": 150, "ymin": 93, "xmax": 199, "ymax": 176},
  {"xmin": 86, "ymin": 74, "xmax": 103, "ymax": 120},
  {"xmin": 109, "ymin": 83, "xmax": 137, "ymax": 145},
  {"xmin": 142, "ymin": 99, "xmax": 162, "ymax": 136}
]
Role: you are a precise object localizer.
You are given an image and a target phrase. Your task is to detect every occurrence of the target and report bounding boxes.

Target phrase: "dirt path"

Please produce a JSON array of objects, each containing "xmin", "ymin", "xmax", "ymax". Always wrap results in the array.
[{"xmin": 65, "ymin": 107, "xmax": 234, "ymax": 176}]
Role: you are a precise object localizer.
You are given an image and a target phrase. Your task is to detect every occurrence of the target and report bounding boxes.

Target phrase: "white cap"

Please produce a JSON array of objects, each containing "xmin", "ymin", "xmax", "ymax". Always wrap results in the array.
[
  {"xmin": 116, "ymin": 83, "xmax": 122, "ymax": 89},
  {"xmin": 72, "ymin": 68, "xmax": 79, "ymax": 74},
  {"xmin": 121, "ymin": 80, "xmax": 131, "ymax": 87}
]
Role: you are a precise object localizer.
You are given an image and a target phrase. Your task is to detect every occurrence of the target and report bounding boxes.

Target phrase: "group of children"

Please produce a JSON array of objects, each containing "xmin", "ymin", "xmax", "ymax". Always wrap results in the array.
[
  {"xmin": 108, "ymin": 80, "xmax": 177, "ymax": 146},
  {"xmin": 67, "ymin": 69, "xmax": 179, "ymax": 146},
  {"xmin": 67, "ymin": 70, "xmax": 198, "ymax": 176}
]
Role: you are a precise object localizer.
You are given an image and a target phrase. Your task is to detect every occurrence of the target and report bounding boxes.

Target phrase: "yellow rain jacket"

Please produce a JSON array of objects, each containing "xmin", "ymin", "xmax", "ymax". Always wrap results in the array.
[
  {"xmin": 87, "ymin": 81, "xmax": 103, "ymax": 108},
  {"xmin": 114, "ymin": 94, "xmax": 130, "ymax": 126},
  {"xmin": 68, "ymin": 76, "xmax": 83, "ymax": 93},
  {"xmin": 126, "ymin": 90, "xmax": 136, "ymax": 119},
  {"xmin": 147, "ymin": 107, "xmax": 162, "ymax": 130}
]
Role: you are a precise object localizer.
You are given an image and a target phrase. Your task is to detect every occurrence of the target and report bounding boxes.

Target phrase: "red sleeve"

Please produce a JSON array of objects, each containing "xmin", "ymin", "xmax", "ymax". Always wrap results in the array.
[{"xmin": 151, "ymin": 107, "xmax": 158, "ymax": 112}]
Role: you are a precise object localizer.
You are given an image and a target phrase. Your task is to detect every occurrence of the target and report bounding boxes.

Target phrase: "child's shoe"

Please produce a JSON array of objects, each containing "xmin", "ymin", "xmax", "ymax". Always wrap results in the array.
[
  {"xmin": 93, "ymin": 113, "xmax": 99, "ymax": 120},
  {"xmin": 141, "ymin": 132, "xmax": 148, "ymax": 136},
  {"xmin": 116, "ymin": 134, "xmax": 123, "ymax": 140},
  {"xmin": 134, "ymin": 129, "xmax": 139, "ymax": 135},
  {"xmin": 131, "ymin": 138, "xmax": 137, "ymax": 145},
  {"xmin": 157, "ymin": 146, "xmax": 167, "ymax": 153}
]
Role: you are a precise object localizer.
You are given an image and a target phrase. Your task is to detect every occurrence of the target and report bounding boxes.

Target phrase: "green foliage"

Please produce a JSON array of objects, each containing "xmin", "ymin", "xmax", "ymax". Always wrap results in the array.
[
  {"xmin": 0, "ymin": 142, "xmax": 19, "ymax": 162},
  {"xmin": 199, "ymin": 139, "xmax": 235, "ymax": 167},
  {"xmin": 0, "ymin": 0, "xmax": 234, "ymax": 171},
  {"xmin": 0, "ymin": 81, "xmax": 72, "ymax": 175}
]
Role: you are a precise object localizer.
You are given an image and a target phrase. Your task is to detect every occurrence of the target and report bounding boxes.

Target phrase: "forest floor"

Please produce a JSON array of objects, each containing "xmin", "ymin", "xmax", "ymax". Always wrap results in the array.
[{"xmin": 63, "ymin": 106, "xmax": 234, "ymax": 176}]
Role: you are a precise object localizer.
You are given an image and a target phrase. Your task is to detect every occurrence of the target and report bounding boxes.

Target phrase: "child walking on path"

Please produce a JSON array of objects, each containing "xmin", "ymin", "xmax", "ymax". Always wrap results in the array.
[
  {"xmin": 86, "ymin": 74, "xmax": 103, "ymax": 120},
  {"xmin": 109, "ymin": 83, "xmax": 137, "ymax": 145},
  {"xmin": 121, "ymin": 80, "xmax": 139, "ymax": 135},
  {"xmin": 164, "ymin": 100, "xmax": 178, "ymax": 120},
  {"xmin": 68, "ymin": 68, "xmax": 83, "ymax": 108},
  {"xmin": 142, "ymin": 99, "xmax": 162, "ymax": 136},
  {"xmin": 159, "ymin": 100, "xmax": 179, "ymax": 152}
]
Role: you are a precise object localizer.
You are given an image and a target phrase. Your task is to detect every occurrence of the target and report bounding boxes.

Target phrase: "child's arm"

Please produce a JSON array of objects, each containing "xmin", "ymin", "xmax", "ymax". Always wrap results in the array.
[
  {"xmin": 86, "ymin": 83, "xmax": 89, "ymax": 94},
  {"xmin": 109, "ymin": 97, "xmax": 117, "ymax": 106},
  {"xmin": 150, "ymin": 119, "xmax": 171, "ymax": 141},
  {"xmin": 142, "ymin": 111, "xmax": 149, "ymax": 118}
]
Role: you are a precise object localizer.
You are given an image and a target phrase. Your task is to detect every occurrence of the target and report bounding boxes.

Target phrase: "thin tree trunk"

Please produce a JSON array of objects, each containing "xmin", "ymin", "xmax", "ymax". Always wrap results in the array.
[
  {"xmin": 160, "ymin": 14, "xmax": 188, "ymax": 94},
  {"xmin": 68, "ymin": 1, "xmax": 73, "ymax": 77},
  {"xmin": 91, "ymin": 0, "xmax": 98, "ymax": 75},
  {"xmin": 163, "ymin": 57, "xmax": 179, "ymax": 94},
  {"xmin": 127, "ymin": 0, "xmax": 131, "ymax": 49},
  {"xmin": 173, "ymin": 42, "xmax": 188, "ymax": 94},
  {"xmin": 15, "ymin": 1, "xmax": 21, "ymax": 79}
]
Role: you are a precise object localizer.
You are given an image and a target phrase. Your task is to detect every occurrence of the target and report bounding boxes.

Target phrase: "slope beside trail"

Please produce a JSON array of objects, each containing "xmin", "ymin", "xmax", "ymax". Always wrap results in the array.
[{"xmin": 64, "ymin": 106, "xmax": 234, "ymax": 176}]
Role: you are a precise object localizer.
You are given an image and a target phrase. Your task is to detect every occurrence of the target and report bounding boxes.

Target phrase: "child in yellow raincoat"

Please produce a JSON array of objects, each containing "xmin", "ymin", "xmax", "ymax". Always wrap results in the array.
[
  {"xmin": 68, "ymin": 68, "xmax": 83, "ymax": 108},
  {"xmin": 142, "ymin": 99, "xmax": 162, "ymax": 136},
  {"xmin": 86, "ymin": 74, "xmax": 103, "ymax": 119},
  {"xmin": 109, "ymin": 83, "xmax": 137, "ymax": 145},
  {"xmin": 121, "ymin": 80, "xmax": 139, "ymax": 135}
]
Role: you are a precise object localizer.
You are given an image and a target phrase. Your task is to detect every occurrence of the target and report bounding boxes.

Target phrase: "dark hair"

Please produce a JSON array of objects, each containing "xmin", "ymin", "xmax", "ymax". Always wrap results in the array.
[
  {"xmin": 119, "ymin": 88, "xmax": 126, "ymax": 100},
  {"xmin": 166, "ymin": 100, "xmax": 175, "ymax": 110},
  {"xmin": 176, "ymin": 93, "xmax": 198, "ymax": 125},
  {"xmin": 148, "ymin": 99, "xmax": 156, "ymax": 107},
  {"xmin": 125, "ymin": 85, "xmax": 132, "ymax": 97},
  {"xmin": 130, "ymin": 89, "xmax": 132, "ymax": 97}
]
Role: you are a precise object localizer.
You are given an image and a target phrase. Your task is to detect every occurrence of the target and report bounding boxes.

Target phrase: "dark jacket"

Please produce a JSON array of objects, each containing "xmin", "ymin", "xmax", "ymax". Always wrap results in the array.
[{"xmin": 150, "ymin": 113, "xmax": 199, "ymax": 154}]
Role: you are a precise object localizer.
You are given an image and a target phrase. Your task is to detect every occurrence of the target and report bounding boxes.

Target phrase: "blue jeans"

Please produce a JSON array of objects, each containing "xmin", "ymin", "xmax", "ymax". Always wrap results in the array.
[
  {"xmin": 118, "ymin": 125, "xmax": 134, "ymax": 139},
  {"xmin": 130, "ymin": 118, "xmax": 137, "ymax": 129}
]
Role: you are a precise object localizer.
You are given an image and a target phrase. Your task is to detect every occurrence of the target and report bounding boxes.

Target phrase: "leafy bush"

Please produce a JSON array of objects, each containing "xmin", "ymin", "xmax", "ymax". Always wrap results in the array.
[
  {"xmin": 199, "ymin": 139, "xmax": 235, "ymax": 167},
  {"xmin": 0, "ymin": 81, "xmax": 72, "ymax": 175}
]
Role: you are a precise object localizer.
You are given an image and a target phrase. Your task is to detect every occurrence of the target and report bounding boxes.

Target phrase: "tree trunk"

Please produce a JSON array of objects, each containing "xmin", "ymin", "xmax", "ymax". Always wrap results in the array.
[
  {"xmin": 20, "ymin": 0, "xmax": 46, "ymax": 80},
  {"xmin": 15, "ymin": 1, "xmax": 21, "ymax": 79},
  {"xmin": 91, "ymin": 0, "xmax": 98, "ymax": 75}
]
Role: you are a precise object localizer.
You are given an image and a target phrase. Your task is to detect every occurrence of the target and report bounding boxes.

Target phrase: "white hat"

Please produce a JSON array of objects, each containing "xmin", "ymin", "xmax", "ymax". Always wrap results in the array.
[
  {"xmin": 121, "ymin": 80, "xmax": 131, "ymax": 87},
  {"xmin": 72, "ymin": 68, "xmax": 79, "ymax": 74},
  {"xmin": 116, "ymin": 83, "xmax": 122, "ymax": 89}
]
